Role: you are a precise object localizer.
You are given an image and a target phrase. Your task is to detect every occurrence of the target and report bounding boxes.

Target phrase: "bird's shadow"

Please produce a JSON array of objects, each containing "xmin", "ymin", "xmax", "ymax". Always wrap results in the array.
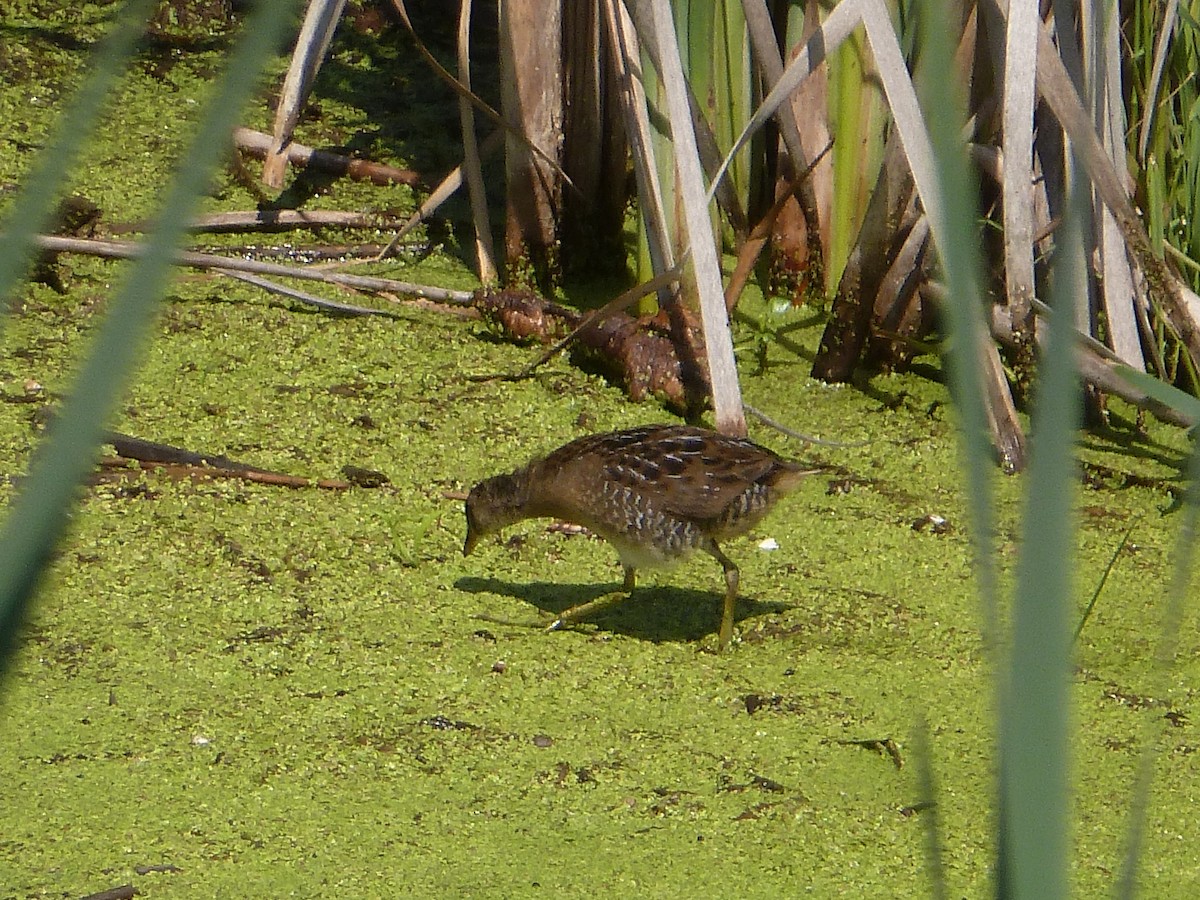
[{"xmin": 454, "ymin": 576, "xmax": 790, "ymax": 644}]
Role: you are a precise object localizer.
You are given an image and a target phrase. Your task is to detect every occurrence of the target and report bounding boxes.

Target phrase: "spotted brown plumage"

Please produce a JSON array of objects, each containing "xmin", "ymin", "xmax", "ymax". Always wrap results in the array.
[{"xmin": 463, "ymin": 425, "xmax": 817, "ymax": 649}]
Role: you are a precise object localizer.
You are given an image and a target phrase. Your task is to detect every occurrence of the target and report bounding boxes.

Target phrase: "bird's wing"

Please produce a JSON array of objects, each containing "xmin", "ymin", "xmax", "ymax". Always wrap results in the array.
[{"xmin": 602, "ymin": 429, "xmax": 781, "ymax": 521}]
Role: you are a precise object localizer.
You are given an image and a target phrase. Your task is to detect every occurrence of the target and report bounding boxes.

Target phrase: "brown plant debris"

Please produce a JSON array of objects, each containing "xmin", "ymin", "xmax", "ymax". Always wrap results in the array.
[
  {"xmin": 100, "ymin": 433, "xmax": 352, "ymax": 490},
  {"xmin": 474, "ymin": 288, "xmax": 710, "ymax": 415}
]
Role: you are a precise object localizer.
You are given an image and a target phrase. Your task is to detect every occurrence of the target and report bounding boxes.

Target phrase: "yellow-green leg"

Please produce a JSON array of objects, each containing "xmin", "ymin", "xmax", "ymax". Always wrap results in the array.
[
  {"xmin": 707, "ymin": 543, "xmax": 740, "ymax": 651},
  {"xmin": 546, "ymin": 567, "xmax": 637, "ymax": 633}
]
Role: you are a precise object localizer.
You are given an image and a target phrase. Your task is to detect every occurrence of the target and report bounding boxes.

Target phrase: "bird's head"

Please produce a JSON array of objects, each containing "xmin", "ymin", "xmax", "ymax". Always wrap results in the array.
[{"xmin": 463, "ymin": 471, "xmax": 528, "ymax": 556}]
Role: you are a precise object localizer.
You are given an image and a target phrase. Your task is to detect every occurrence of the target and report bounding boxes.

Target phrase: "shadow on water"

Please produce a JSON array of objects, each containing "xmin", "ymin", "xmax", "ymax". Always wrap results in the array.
[{"xmin": 455, "ymin": 575, "xmax": 790, "ymax": 644}]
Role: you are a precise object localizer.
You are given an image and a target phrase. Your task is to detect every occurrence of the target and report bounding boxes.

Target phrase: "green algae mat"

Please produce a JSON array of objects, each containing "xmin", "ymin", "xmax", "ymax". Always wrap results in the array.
[{"xmin": 3, "ymin": 7, "xmax": 1200, "ymax": 898}]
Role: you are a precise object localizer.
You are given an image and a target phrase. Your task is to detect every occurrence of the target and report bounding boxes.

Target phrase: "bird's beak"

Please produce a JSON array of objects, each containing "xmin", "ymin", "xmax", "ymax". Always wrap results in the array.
[{"xmin": 463, "ymin": 528, "xmax": 478, "ymax": 557}]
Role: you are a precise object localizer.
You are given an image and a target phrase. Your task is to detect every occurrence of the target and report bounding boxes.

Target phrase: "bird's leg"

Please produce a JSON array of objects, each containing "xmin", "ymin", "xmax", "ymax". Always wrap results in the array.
[
  {"xmin": 546, "ymin": 566, "xmax": 638, "ymax": 633},
  {"xmin": 706, "ymin": 543, "xmax": 740, "ymax": 650}
]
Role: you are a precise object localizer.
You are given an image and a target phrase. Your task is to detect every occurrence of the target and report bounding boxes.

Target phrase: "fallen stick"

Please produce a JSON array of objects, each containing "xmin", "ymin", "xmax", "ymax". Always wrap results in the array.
[
  {"xmin": 104, "ymin": 432, "xmax": 351, "ymax": 490},
  {"xmin": 108, "ymin": 209, "xmax": 399, "ymax": 234},
  {"xmin": 98, "ymin": 457, "xmax": 351, "ymax": 490},
  {"xmin": 216, "ymin": 268, "xmax": 403, "ymax": 317},
  {"xmin": 32, "ymin": 234, "xmax": 475, "ymax": 304},
  {"xmin": 234, "ymin": 127, "xmax": 421, "ymax": 187}
]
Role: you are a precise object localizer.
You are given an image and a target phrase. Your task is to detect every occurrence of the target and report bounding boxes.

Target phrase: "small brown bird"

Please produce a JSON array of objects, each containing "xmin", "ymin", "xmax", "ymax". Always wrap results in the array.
[{"xmin": 463, "ymin": 424, "xmax": 817, "ymax": 649}]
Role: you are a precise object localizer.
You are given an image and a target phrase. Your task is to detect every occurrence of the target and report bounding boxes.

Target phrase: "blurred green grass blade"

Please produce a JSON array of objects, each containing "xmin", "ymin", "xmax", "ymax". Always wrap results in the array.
[
  {"xmin": 0, "ymin": 0, "xmax": 158, "ymax": 320},
  {"xmin": 916, "ymin": 0, "xmax": 997, "ymax": 638},
  {"xmin": 913, "ymin": 716, "xmax": 947, "ymax": 900},
  {"xmin": 0, "ymin": 0, "xmax": 301, "ymax": 675},
  {"xmin": 1116, "ymin": 410, "xmax": 1200, "ymax": 897},
  {"xmin": 915, "ymin": 1, "xmax": 1005, "ymax": 895},
  {"xmin": 999, "ymin": 184, "xmax": 1086, "ymax": 900},
  {"xmin": 1116, "ymin": 451, "xmax": 1200, "ymax": 898}
]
